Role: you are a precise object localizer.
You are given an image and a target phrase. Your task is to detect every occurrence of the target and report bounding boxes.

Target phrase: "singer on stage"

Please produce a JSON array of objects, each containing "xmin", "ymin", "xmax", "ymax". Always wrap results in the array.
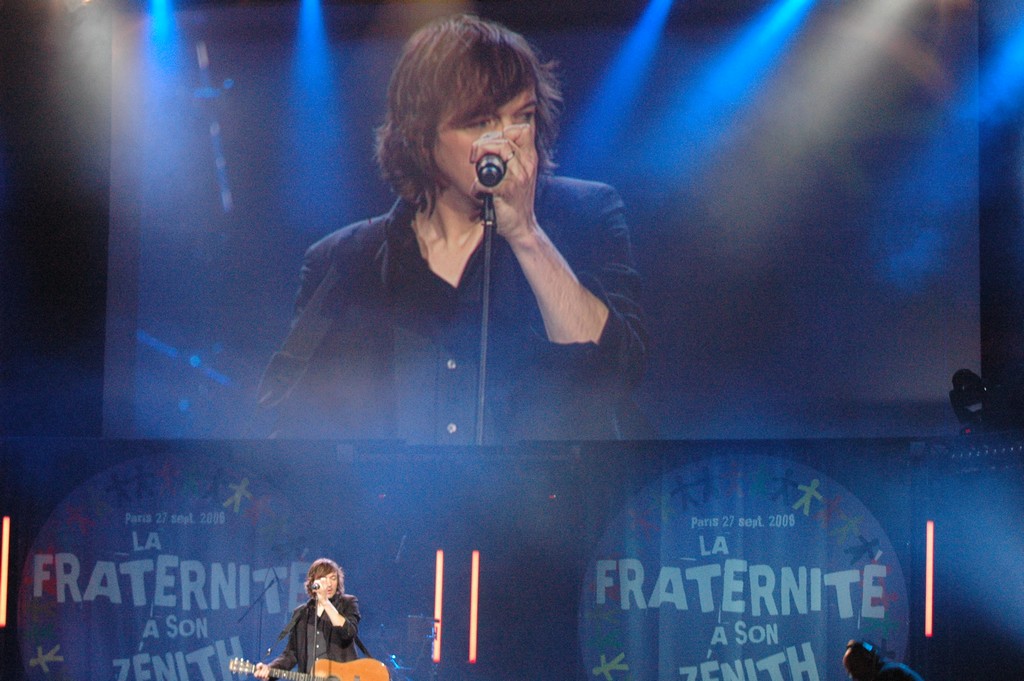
[
  {"xmin": 259, "ymin": 13, "xmax": 647, "ymax": 443},
  {"xmin": 253, "ymin": 558, "xmax": 360, "ymax": 679}
]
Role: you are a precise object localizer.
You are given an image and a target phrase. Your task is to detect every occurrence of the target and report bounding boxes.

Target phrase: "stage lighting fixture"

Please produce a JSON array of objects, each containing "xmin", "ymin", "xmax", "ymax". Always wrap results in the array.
[
  {"xmin": 925, "ymin": 520, "xmax": 934, "ymax": 637},
  {"xmin": 0, "ymin": 517, "xmax": 9, "ymax": 627},
  {"xmin": 469, "ymin": 550, "xmax": 480, "ymax": 663},
  {"xmin": 948, "ymin": 368, "xmax": 1024, "ymax": 434},
  {"xmin": 949, "ymin": 368, "xmax": 986, "ymax": 431},
  {"xmin": 433, "ymin": 550, "xmax": 443, "ymax": 663}
]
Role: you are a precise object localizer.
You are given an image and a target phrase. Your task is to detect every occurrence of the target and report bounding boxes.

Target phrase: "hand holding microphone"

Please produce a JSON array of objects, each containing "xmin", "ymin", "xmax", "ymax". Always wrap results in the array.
[
  {"xmin": 471, "ymin": 123, "xmax": 536, "ymax": 239},
  {"xmin": 473, "ymin": 123, "xmax": 530, "ymax": 189}
]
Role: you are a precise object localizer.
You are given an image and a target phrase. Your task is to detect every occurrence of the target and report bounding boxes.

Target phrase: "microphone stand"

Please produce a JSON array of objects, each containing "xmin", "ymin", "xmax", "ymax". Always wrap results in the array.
[
  {"xmin": 237, "ymin": 569, "xmax": 278, "ymax": 659},
  {"xmin": 476, "ymin": 194, "xmax": 496, "ymax": 446},
  {"xmin": 309, "ymin": 593, "xmax": 321, "ymax": 674}
]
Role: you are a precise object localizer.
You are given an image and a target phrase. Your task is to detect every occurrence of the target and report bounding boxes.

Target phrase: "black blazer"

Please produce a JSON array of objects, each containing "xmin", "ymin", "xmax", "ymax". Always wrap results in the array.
[
  {"xmin": 263, "ymin": 175, "xmax": 648, "ymax": 443},
  {"xmin": 269, "ymin": 594, "xmax": 361, "ymax": 672}
]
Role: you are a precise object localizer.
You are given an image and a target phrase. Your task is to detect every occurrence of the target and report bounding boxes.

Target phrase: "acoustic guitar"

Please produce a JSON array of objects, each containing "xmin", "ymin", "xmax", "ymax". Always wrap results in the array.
[{"xmin": 228, "ymin": 657, "xmax": 389, "ymax": 681}]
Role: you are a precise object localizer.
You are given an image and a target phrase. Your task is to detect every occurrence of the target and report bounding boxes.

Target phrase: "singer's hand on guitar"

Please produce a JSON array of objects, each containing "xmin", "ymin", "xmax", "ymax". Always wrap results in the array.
[{"xmin": 252, "ymin": 662, "xmax": 271, "ymax": 680}]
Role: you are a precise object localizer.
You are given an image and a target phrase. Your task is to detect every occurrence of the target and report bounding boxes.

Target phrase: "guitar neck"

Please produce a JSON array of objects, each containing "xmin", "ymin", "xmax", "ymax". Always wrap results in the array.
[
  {"xmin": 229, "ymin": 659, "xmax": 315, "ymax": 681},
  {"xmin": 269, "ymin": 669, "xmax": 315, "ymax": 681},
  {"xmin": 272, "ymin": 667, "xmax": 315, "ymax": 675}
]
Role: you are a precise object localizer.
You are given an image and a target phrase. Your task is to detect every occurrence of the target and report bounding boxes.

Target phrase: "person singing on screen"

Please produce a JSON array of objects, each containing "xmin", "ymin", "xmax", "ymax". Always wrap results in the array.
[{"xmin": 259, "ymin": 13, "xmax": 647, "ymax": 444}]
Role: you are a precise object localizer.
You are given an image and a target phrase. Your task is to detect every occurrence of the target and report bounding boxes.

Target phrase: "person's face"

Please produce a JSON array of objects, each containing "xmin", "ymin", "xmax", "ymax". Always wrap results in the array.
[
  {"xmin": 433, "ymin": 89, "xmax": 537, "ymax": 208},
  {"xmin": 313, "ymin": 570, "xmax": 339, "ymax": 597}
]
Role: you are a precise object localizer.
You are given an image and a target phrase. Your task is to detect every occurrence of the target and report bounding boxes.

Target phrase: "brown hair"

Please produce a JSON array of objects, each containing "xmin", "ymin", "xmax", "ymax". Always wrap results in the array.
[
  {"xmin": 375, "ymin": 14, "xmax": 562, "ymax": 211},
  {"xmin": 305, "ymin": 557, "xmax": 344, "ymax": 598}
]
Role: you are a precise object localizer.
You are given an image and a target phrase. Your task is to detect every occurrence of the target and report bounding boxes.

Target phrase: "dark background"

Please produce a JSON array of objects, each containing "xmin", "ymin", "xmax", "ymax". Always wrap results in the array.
[{"xmin": 2, "ymin": 0, "xmax": 1024, "ymax": 679}]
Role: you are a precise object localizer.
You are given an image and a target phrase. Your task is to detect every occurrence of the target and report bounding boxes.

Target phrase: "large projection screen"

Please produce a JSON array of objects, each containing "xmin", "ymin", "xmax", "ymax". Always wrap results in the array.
[{"xmin": 104, "ymin": 2, "xmax": 980, "ymax": 441}]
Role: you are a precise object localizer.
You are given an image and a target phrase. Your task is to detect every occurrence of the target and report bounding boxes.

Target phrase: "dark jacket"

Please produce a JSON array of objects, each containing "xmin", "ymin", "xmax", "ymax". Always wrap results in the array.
[
  {"xmin": 269, "ymin": 594, "xmax": 360, "ymax": 672},
  {"xmin": 263, "ymin": 175, "xmax": 647, "ymax": 443}
]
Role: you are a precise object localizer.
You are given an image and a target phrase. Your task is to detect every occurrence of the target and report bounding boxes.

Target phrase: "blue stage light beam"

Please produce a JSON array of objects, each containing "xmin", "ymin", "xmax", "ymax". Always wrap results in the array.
[
  {"xmin": 150, "ymin": 0, "xmax": 176, "ymax": 50},
  {"xmin": 285, "ymin": 0, "xmax": 345, "ymax": 231},
  {"xmin": 561, "ymin": 0, "xmax": 674, "ymax": 172},
  {"xmin": 143, "ymin": 0, "xmax": 184, "ymax": 83},
  {"xmin": 979, "ymin": 17, "xmax": 1024, "ymax": 126},
  {"xmin": 295, "ymin": 0, "xmax": 330, "ymax": 89},
  {"xmin": 933, "ymin": 471, "xmax": 1024, "ymax": 651},
  {"xmin": 872, "ymin": 81, "xmax": 978, "ymax": 293},
  {"xmin": 650, "ymin": 0, "xmax": 817, "ymax": 185}
]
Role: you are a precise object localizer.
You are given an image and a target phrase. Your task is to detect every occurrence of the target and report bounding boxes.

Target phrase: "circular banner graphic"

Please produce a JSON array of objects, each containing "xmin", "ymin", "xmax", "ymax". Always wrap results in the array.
[
  {"xmin": 18, "ymin": 453, "xmax": 319, "ymax": 681},
  {"xmin": 579, "ymin": 454, "xmax": 908, "ymax": 681}
]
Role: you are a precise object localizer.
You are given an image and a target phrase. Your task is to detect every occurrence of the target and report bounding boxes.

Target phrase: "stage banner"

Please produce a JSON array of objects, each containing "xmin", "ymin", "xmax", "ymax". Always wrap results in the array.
[
  {"xmin": 578, "ymin": 452, "xmax": 909, "ymax": 681},
  {"xmin": 17, "ymin": 452, "xmax": 319, "ymax": 681}
]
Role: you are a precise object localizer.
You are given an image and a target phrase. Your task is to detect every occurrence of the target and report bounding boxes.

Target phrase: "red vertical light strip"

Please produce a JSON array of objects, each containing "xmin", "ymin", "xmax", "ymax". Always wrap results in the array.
[
  {"xmin": 0, "ymin": 516, "xmax": 10, "ymax": 627},
  {"xmin": 469, "ymin": 550, "xmax": 480, "ymax": 663},
  {"xmin": 433, "ymin": 550, "xmax": 444, "ymax": 662},
  {"xmin": 924, "ymin": 520, "xmax": 934, "ymax": 637}
]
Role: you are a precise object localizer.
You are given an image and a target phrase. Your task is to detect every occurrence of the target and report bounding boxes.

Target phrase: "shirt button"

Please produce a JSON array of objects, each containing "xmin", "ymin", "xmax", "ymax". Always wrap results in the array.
[
  {"xmin": 446, "ymin": 358, "xmax": 457, "ymax": 370},
  {"xmin": 446, "ymin": 423, "xmax": 458, "ymax": 434}
]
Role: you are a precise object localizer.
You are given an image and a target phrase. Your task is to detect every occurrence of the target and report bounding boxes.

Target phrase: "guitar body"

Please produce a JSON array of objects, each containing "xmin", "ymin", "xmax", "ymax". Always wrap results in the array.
[
  {"xmin": 311, "ymin": 658, "xmax": 390, "ymax": 681},
  {"xmin": 229, "ymin": 656, "xmax": 390, "ymax": 681}
]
